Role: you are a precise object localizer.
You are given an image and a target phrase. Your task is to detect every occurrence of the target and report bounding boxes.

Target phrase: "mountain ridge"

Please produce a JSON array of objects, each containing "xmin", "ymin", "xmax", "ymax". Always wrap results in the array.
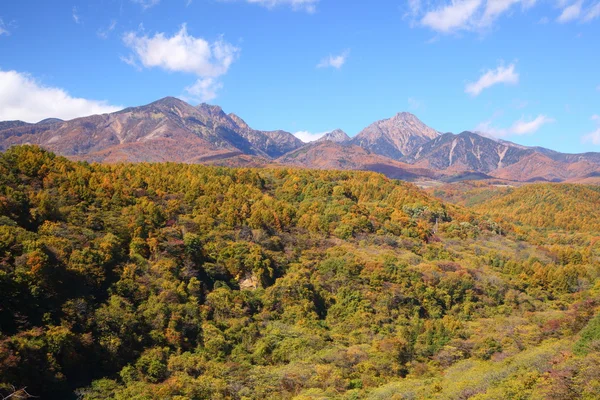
[{"xmin": 1, "ymin": 96, "xmax": 600, "ymax": 183}]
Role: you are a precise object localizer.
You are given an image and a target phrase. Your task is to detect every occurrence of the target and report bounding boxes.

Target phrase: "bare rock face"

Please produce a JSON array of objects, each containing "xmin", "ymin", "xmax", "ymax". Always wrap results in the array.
[
  {"xmin": 351, "ymin": 112, "xmax": 439, "ymax": 159},
  {"xmin": 317, "ymin": 129, "xmax": 350, "ymax": 143}
]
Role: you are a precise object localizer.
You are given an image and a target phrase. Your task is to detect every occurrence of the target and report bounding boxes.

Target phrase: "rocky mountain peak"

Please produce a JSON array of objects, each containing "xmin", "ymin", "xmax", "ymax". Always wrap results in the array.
[
  {"xmin": 228, "ymin": 113, "xmax": 251, "ymax": 131},
  {"xmin": 318, "ymin": 129, "xmax": 350, "ymax": 143},
  {"xmin": 351, "ymin": 111, "xmax": 439, "ymax": 159},
  {"xmin": 196, "ymin": 103, "xmax": 226, "ymax": 118}
]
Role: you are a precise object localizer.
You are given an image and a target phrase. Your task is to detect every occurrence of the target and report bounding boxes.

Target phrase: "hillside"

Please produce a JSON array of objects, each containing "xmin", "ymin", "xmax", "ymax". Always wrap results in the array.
[
  {"xmin": 1, "ymin": 146, "xmax": 599, "ymax": 399},
  {"xmin": 473, "ymin": 183, "xmax": 600, "ymax": 232}
]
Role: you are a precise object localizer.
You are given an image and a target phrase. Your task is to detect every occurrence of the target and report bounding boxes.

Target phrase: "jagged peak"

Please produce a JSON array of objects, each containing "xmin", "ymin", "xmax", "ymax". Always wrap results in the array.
[
  {"xmin": 197, "ymin": 103, "xmax": 225, "ymax": 115},
  {"xmin": 228, "ymin": 113, "xmax": 251, "ymax": 130},
  {"xmin": 151, "ymin": 96, "xmax": 190, "ymax": 107},
  {"xmin": 393, "ymin": 111, "xmax": 418, "ymax": 119},
  {"xmin": 318, "ymin": 129, "xmax": 351, "ymax": 143}
]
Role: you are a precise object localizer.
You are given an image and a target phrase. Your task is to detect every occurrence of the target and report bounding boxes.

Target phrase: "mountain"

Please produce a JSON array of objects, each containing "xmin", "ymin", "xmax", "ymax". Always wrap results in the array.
[
  {"xmin": 317, "ymin": 129, "xmax": 350, "ymax": 143},
  {"xmin": 0, "ymin": 97, "xmax": 303, "ymax": 163},
  {"xmin": 404, "ymin": 131, "xmax": 600, "ymax": 182},
  {"xmin": 2, "ymin": 97, "xmax": 600, "ymax": 183},
  {"xmin": 404, "ymin": 131, "xmax": 533, "ymax": 173},
  {"xmin": 351, "ymin": 112, "xmax": 439, "ymax": 159},
  {"xmin": 276, "ymin": 141, "xmax": 437, "ymax": 181},
  {"xmin": 489, "ymin": 153, "xmax": 600, "ymax": 182}
]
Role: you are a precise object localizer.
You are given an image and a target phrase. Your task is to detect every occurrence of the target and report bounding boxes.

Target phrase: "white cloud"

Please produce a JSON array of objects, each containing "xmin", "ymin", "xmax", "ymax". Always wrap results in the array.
[
  {"xmin": 582, "ymin": 2, "xmax": 600, "ymax": 21},
  {"xmin": 414, "ymin": 0, "xmax": 539, "ymax": 33},
  {"xmin": 72, "ymin": 6, "xmax": 81, "ymax": 24},
  {"xmin": 557, "ymin": 0, "xmax": 583, "ymax": 22},
  {"xmin": 480, "ymin": 0, "xmax": 523, "ymax": 26},
  {"xmin": 421, "ymin": 0, "xmax": 482, "ymax": 33},
  {"xmin": 582, "ymin": 115, "xmax": 600, "ymax": 144},
  {"xmin": 123, "ymin": 25, "xmax": 239, "ymax": 77},
  {"xmin": 293, "ymin": 130, "xmax": 328, "ymax": 142},
  {"xmin": 244, "ymin": 0, "xmax": 319, "ymax": 13},
  {"xmin": 475, "ymin": 114, "xmax": 554, "ymax": 137},
  {"xmin": 407, "ymin": 0, "xmax": 422, "ymax": 16},
  {"xmin": 184, "ymin": 78, "xmax": 223, "ymax": 102},
  {"xmin": 132, "ymin": 0, "xmax": 161, "ymax": 9},
  {"xmin": 0, "ymin": 18, "xmax": 9, "ymax": 36},
  {"xmin": 408, "ymin": 97, "xmax": 423, "ymax": 110},
  {"xmin": 317, "ymin": 50, "xmax": 349, "ymax": 69},
  {"xmin": 97, "ymin": 20, "xmax": 117, "ymax": 39},
  {"xmin": 0, "ymin": 70, "xmax": 121, "ymax": 123},
  {"xmin": 510, "ymin": 115, "xmax": 555, "ymax": 134},
  {"xmin": 583, "ymin": 128, "xmax": 600, "ymax": 144},
  {"xmin": 465, "ymin": 63, "xmax": 519, "ymax": 96},
  {"xmin": 123, "ymin": 24, "xmax": 239, "ymax": 101}
]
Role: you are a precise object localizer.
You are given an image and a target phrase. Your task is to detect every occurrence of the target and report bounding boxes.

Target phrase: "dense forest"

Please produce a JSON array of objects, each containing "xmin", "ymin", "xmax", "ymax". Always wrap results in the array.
[{"xmin": 1, "ymin": 146, "xmax": 599, "ymax": 399}]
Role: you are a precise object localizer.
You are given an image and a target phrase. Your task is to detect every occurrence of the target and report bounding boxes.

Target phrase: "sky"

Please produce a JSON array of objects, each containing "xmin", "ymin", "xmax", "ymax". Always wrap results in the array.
[{"xmin": 0, "ymin": 0, "xmax": 599, "ymax": 153}]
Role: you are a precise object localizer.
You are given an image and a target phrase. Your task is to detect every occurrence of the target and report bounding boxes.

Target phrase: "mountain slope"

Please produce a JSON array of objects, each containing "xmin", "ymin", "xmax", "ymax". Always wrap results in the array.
[
  {"xmin": 473, "ymin": 183, "xmax": 600, "ymax": 231},
  {"xmin": 489, "ymin": 152, "xmax": 600, "ymax": 182},
  {"xmin": 0, "ymin": 97, "xmax": 304, "ymax": 163},
  {"xmin": 404, "ymin": 131, "xmax": 535, "ymax": 174},
  {"xmin": 276, "ymin": 141, "xmax": 437, "ymax": 180},
  {"xmin": 351, "ymin": 112, "xmax": 439, "ymax": 159}
]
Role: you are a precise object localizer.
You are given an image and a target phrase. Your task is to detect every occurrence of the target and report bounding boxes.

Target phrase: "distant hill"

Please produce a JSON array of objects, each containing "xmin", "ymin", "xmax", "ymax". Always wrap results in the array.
[{"xmin": 472, "ymin": 183, "xmax": 600, "ymax": 231}]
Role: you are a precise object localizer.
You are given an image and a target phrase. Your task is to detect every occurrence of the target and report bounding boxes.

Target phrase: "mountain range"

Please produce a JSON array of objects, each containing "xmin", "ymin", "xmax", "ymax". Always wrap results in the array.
[{"xmin": 1, "ymin": 96, "xmax": 599, "ymax": 183}]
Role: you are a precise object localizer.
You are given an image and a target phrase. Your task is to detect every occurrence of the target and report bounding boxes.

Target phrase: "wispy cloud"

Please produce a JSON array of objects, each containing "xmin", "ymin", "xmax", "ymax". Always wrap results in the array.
[
  {"xmin": 317, "ymin": 50, "xmax": 349, "ymax": 69},
  {"xmin": 240, "ymin": 0, "xmax": 319, "ymax": 13},
  {"xmin": 465, "ymin": 63, "xmax": 519, "ymax": 96},
  {"xmin": 416, "ymin": 0, "xmax": 536, "ymax": 34},
  {"xmin": 510, "ymin": 115, "xmax": 555, "ymax": 134},
  {"xmin": 476, "ymin": 114, "xmax": 555, "ymax": 137},
  {"xmin": 410, "ymin": 0, "xmax": 598, "ymax": 32},
  {"xmin": 582, "ymin": 115, "xmax": 600, "ymax": 145},
  {"xmin": 0, "ymin": 18, "xmax": 9, "ymax": 36},
  {"xmin": 131, "ymin": 0, "xmax": 161, "ymax": 9},
  {"xmin": 582, "ymin": 2, "xmax": 600, "ymax": 22},
  {"xmin": 72, "ymin": 6, "xmax": 81, "ymax": 24},
  {"xmin": 293, "ymin": 130, "xmax": 329, "ymax": 142},
  {"xmin": 421, "ymin": 0, "xmax": 482, "ymax": 33},
  {"xmin": 0, "ymin": 69, "xmax": 121, "ymax": 122},
  {"xmin": 184, "ymin": 78, "xmax": 223, "ymax": 102},
  {"xmin": 122, "ymin": 24, "xmax": 239, "ymax": 102},
  {"xmin": 557, "ymin": 0, "xmax": 583, "ymax": 22},
  {"xmin": 408, "ymin": 97, "xmax": 423, "ymax": 110},
  {"xmin": 97, "ymin": 20, "xmax": 117, "ymax": 39}
]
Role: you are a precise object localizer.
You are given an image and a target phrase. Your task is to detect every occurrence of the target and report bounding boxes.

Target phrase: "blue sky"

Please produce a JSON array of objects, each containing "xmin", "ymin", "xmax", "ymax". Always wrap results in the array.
[{"xmin": 0, "ymin": 0, "xmax": 599, "ymax": 152}]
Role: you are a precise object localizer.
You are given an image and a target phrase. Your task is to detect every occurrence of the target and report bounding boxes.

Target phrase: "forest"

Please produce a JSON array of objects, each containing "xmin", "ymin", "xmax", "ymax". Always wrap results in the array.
[{"xmin": 0, "ymin": 145, "xmax": 599, "ymax": 399}]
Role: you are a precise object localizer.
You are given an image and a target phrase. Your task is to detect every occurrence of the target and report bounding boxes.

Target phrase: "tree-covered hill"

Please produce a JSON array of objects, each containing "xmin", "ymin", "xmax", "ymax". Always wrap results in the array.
[
  {"xmin": 0, "ymin": 146, "xmax": 599, "ymax": 399},
  {"xmin": 472, "ymin": 183, "xmax": 600, "ymax": 233}
]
